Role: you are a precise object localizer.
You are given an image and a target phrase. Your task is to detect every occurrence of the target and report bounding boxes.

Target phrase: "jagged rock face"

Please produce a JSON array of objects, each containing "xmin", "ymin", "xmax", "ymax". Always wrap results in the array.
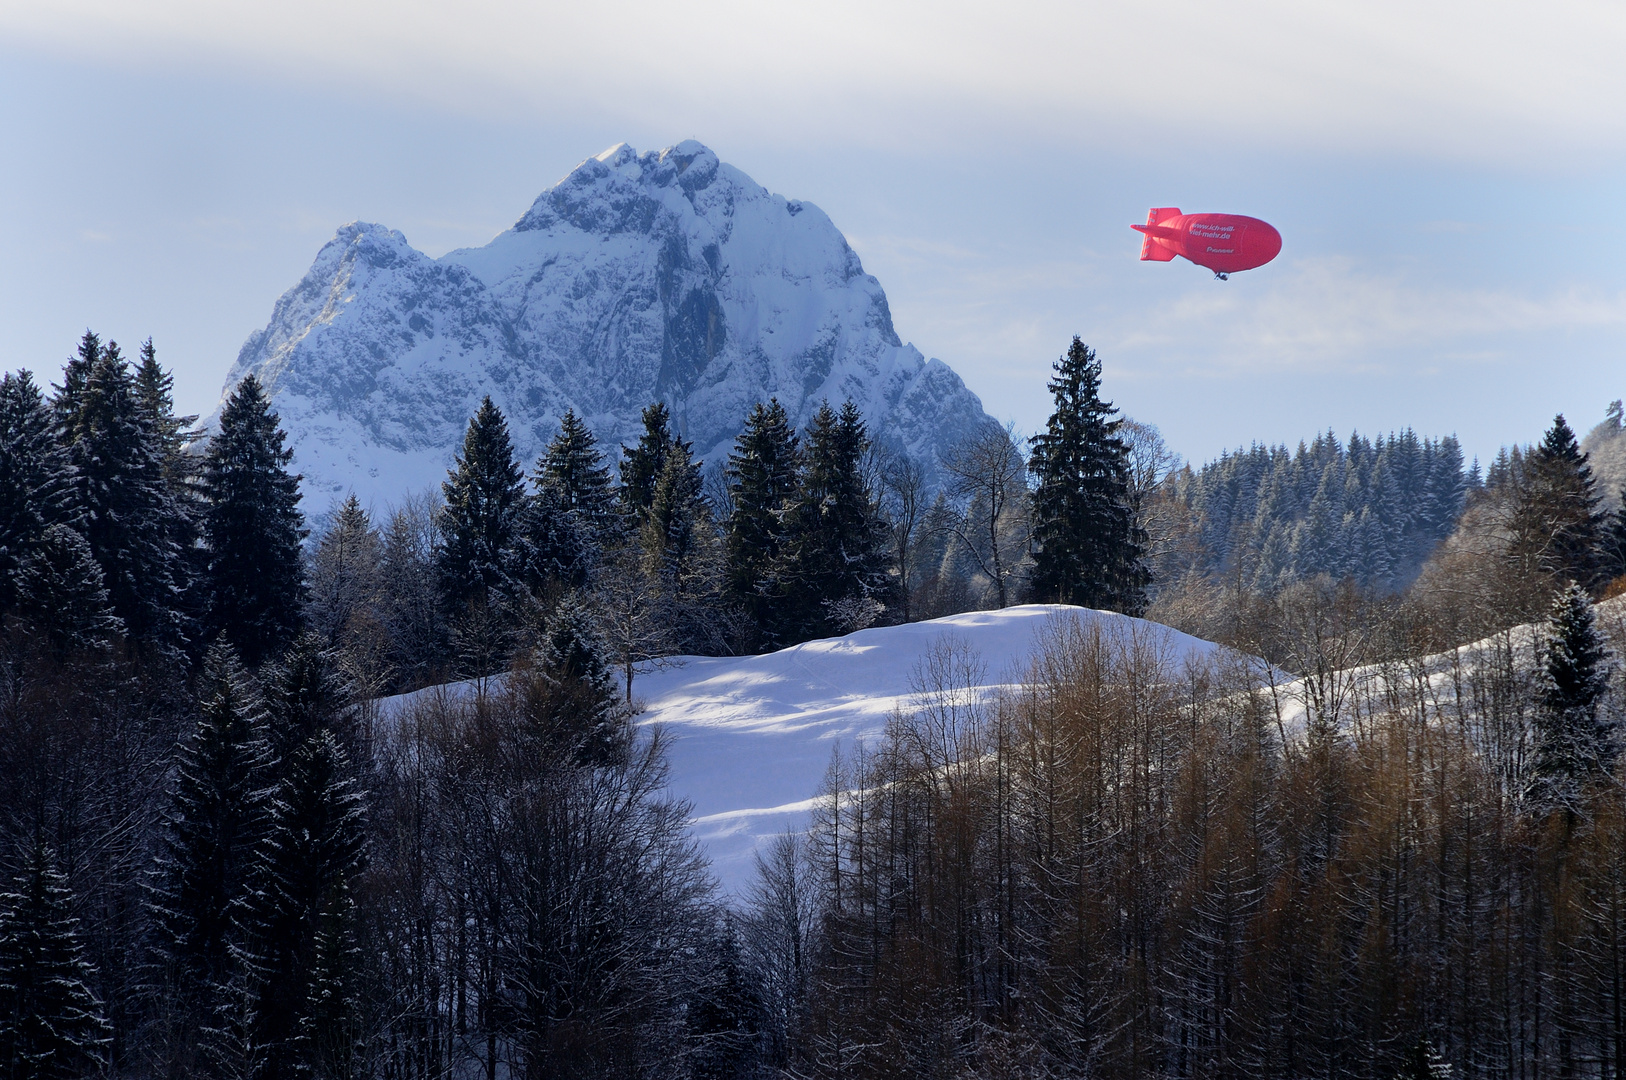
[{"xmin": 221, "ymin": 140, "xmax": 995, "ymax": 514}]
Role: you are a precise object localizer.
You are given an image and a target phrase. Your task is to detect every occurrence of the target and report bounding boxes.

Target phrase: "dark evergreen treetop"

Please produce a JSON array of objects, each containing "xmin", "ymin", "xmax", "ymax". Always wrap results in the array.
[
  {"xmin": 202, "ymin": 375, "xmax": 307, "ymax": 667},
  {"xmin": 536, "ymin": 409, "xmax": 616, "ymax": 539},
  {"xmin": 263, "ymin": 632, "xmax": 352, "ymax": 762},
  {"xmin": 0, "ymin": 844, "xmax": 110, "ymax": 1080},
  {"xmin": 1025, "ymin": 337, "xmax": 1147, "ymax": 613},
  {"xmin": 1514, "ymin": 413, "xmax": 1605, "ymax": 587},
  {"xmin": 619, "ymin": 401, "xmax": 676, "ymax": 516},
  {"xmin": 725, "ymin": 398, "xmax": 799, "ymax": 639},
  {"xmin": 642, "ymin": 435, "xmax": 710, "ymax": 587},
  {"xmin": 135, "ymin": 338, "xmax": 198, "ymax": 479},
  {"xmin": 438, "ymin": 395, "xmax": 526, "ymax": 610},
  {"xmin": 782, "ymin": 400, "xmax": 892, "ymax": 640},
  {"xmin": 55, "ymin": 336, "xmax": 188, "ymax": 649},
  {"xmin": 522, "ymin": 592, "xmax": 628, "ymax": 765},
  {"xmin": 14, "ymin": 525, "xmax": 120, "ymax": 655},
  {"xmin": 50, "ymin": 331, "xmax": 101, "ymax": 432},
  {"xmin": 0, "ymin": 371, "xmax": 77, "ymax": 617}
]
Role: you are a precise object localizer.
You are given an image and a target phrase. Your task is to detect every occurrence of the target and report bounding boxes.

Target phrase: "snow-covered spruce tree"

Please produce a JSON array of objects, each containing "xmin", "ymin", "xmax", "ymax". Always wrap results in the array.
[
  {"xmin": 536, "ymin": 408, "xmax": 617, "ymax": 544},
  {"xmin": 202, "ymin": 375, "xmax": 307, "ymax": 667},
  {"xmin": 642, "ymin": 437, "xmax": 728, "ymax": 653},
  {"xmin": 53, "ymin": 335, "xmax": 189, "ymax": 650},
  {"xmin": 14, "ymin": 525, "xmax": 120, "ymax": 656},
  {"xmin": 1025, "ymin": 337, "xmax": 1147, "ymax": 612},
  {"xmin": 228, "ymin": 729, "xmax": 366, "ymax": 1080},
  {"xmin": 519, "ymin": 484, "xmax": 591, "ymax": 600},
  {"xmin": 781, "ymin": 401, "xmax": 892, "ymax": 641},
  {"xmin": 619, "ymin": 401, "xmax": 675, "ymax": 520},
  {"xmin": 725, "ymin": 398, "xmax": 801, "ymax": 646},
  {"xmin": 0, "ymin": 844, "xmax": 110, "ymax": 1080},
  {"xmin": 135, "ymin": 338, "xmax": 198, "ymax": 482},
  {"xmin": 263, "ymin": 632, "xmax": 352, "ymax": 763},
  {"xmin": 1512, "ymin": 415, "xmax": 1605, "ymax": 588},
  {"xmin": 1527, "ymin": 583, "xmax": 1619, "ymax": 811},
  {"xmin": 296, "ymin": 875, "xmax": 362, "ymax": 1080},
  {"xmin": 146, "ymin": 643, "xmax": 276, "ymax": 1072},
  {"xmin": 513, "ymin": 592, "xmax": 630, "ymax": 766},
  {"xmin": 438, "ymin": 397, "xmax": 528, "ymax": 675},
  {"xmin": 0, "ymin": 372, "xmax": 80, "ymax": 616}
]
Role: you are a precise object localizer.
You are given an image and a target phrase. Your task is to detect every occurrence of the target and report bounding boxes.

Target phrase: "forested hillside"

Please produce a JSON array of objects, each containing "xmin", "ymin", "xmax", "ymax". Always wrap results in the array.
[{"xmin": 3, "ymin": 330, "xmax": 1625, "ymax": 1079}]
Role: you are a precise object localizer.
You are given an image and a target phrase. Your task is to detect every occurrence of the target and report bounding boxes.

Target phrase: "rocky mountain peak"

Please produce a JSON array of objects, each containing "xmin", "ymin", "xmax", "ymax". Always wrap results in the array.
[{"xmin": 218, "ymin": 141, "xmax": 995, "ymax": 514}]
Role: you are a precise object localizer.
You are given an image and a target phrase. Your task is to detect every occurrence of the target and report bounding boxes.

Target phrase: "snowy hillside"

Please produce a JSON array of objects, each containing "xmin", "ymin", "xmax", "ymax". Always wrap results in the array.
[
  {"xmin": 1264, "ymin": 595, "xmax": 1626, "ymax": 743},
  {"xmin": 376, "ymin": 605, "xmax": 1225, "ymax": 895},
  {"xmin": 219, "ymin": 140, "xmax": 995, "ymax": 513}
]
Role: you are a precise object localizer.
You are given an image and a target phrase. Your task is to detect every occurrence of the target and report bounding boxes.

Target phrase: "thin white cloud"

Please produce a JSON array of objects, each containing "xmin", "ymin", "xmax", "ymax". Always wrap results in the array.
[{"xmin": 3, "ymin": 0, "xmax": 1624, "ymax": 164}]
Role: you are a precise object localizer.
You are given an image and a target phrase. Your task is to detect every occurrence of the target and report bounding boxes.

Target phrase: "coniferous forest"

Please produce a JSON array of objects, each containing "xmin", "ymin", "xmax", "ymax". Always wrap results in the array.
[{"xmin": 4, "ymin": 331, "xmax": 1626, "ymax": 1079}]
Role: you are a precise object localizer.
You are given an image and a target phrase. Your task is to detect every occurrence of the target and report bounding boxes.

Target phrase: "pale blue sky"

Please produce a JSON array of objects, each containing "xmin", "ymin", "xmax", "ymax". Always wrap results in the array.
[{"xmin": 2, "ymin": 0, "xmax": 1623, "ymax": 468}]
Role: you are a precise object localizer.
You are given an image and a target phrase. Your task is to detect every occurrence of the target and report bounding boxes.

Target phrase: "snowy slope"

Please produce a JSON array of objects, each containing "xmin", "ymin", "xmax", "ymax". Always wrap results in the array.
[
  {"xmin": 219, "ymin": 141, "xmax": 995, "ymax": 514},
  {"xmin": 1263, "ymin": 595, "xmax": 1626, "ymax": 743},
  {"xmin": 631, "ymin": 605, "xmax": 1222, "ymax": 894},
  {"xmin": 374, "ymin": 605, "xmax": 1229, "ymax": 896}
]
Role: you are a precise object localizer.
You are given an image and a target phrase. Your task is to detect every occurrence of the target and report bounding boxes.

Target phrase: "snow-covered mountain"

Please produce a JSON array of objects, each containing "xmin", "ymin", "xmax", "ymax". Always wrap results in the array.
[{"xmin": 222, "ymin": 140, "xmax": 996, "ymax": 513}]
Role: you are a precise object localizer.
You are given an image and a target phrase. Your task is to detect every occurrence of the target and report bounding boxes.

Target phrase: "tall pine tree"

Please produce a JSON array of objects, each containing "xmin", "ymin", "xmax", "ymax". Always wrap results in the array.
[
  {"xmin": 146, "ymin": 644, "xmax": 276, "ymax": 1053},
  {"xmin": 725, "ymin": 399, "xmax": 800, "ymax": 645},
  {"xmin": 202, "ymin": 375, "xmax": 307, "ymax": 666},
  {"xmin": 536, "ymin": 408, "xmax": 617, "ymax": 542},
  {"xmin": 1512, "ymin": 414, "xmax": 1604, "ymax": 588},
  {"xmin": 781, "ymin": 401, "xmax": 891, "ymax": 640},
  {"xmin": 0, "ymin": 371, "xmax": 78, "ymax": 619},
  {"xmin": 1026, "ymin": 337, "xmax": 1147, "ymax": 612},
  {"xmin": 0, "ymin": 844, "xmax": 110, "ymax": 1080},
  {"xmin": 439, "ymin": 397, "xmax": 528, "ymax": 675},
  {"xmin": 619, "ymin": 401, "xmax": 675, "ymax": 519},
  {"xmin": 438, "ymin": 396, "xmax": 527, "ymax": 611},
  {"xmin": 55, "ymin": 336, "xmax": 188, "ymax": 649},
  {"xmin": 1527, "ymin": 583, "xmax": 1619, "ymax": 810},
  {"xmin": 229, "ymin": 729, "xmax": 367, "ymax": 1080}
]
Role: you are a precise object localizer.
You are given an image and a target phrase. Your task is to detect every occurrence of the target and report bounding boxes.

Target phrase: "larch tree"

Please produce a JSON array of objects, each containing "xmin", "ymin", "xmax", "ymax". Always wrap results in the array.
[
  {"xmin": 201, "ymin": 375, "xmax": 307, "ymax": 667},
  {"xmin": 1025, "ymin": 336, "xmax": 1147, "ymax": 613}
]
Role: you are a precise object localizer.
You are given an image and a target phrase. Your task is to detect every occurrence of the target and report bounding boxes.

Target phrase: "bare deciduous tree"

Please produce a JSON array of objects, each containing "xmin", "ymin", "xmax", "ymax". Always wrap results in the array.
[{"xmin": 938, "ymin": 423, "xmax": 1030, "ymax": 609}]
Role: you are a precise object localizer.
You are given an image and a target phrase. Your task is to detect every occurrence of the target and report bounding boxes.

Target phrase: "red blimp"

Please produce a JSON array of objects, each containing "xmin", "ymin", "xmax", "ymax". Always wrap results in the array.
[{"xmin": 1131, "ymin": 207, "xmax": 1281, "ymax": 279}]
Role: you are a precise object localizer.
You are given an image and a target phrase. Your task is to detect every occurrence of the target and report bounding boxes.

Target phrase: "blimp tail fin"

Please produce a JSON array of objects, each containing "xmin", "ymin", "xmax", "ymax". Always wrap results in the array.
[{"xmin": 1136, "ymin": 208, "xmax": 1181, "ymax": 261}]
